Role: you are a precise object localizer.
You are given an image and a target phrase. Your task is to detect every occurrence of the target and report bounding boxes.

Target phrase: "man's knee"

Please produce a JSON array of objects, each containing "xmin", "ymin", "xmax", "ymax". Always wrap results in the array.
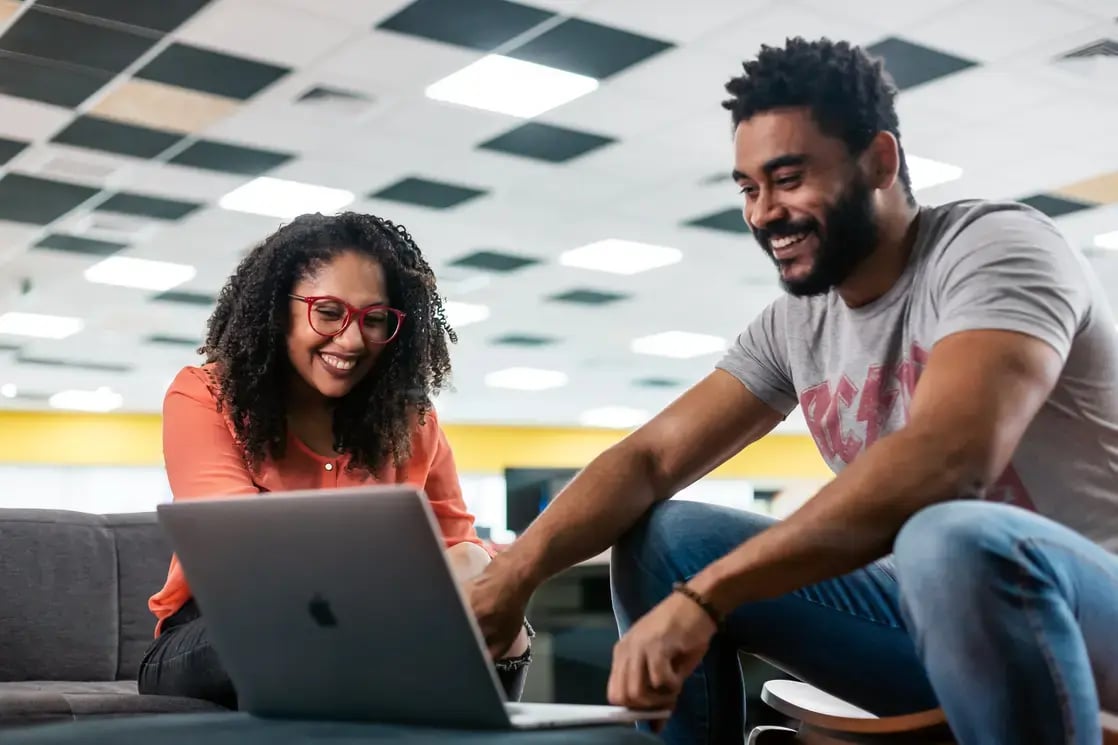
[
  {"xmin": 895, "ymin": 501, "xmax": 1012, "ymax": 574},
  {"xmin": 894, "ymin": 501, "xmax": 1019, "ymax": 623}
]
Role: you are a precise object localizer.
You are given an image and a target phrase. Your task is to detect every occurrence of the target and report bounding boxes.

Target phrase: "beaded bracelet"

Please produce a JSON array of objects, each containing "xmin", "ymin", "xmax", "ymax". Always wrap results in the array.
[{"xmin": 671, "ymin": 581, "xmax": 724, "ymax": 628}]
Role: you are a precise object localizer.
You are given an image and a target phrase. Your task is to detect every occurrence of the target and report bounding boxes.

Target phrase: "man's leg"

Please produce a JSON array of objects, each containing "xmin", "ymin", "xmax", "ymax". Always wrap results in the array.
[
  {"xmin": 894, "ymin": 501, "xmax": 1118, "ymax": 745},
  {"xmin": 611, "ymin": 500, "xmax": 937, "ymax": 744}
]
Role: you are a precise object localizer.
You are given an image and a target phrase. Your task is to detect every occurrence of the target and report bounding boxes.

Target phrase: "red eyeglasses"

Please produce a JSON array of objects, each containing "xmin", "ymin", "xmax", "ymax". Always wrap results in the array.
[{"xmin": 289, "ymin": 294, "xmax": 406, "ymax": 345}]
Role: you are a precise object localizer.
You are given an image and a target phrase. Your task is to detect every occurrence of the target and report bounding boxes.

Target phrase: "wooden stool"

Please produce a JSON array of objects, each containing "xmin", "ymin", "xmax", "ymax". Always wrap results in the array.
[
  {"xmin": 754, "ymin": 680, "xmax": 950, "ymax": 743},
  {"xmin": 750, "ymin": 680, "xmax": 1118, "ymax": 744}
]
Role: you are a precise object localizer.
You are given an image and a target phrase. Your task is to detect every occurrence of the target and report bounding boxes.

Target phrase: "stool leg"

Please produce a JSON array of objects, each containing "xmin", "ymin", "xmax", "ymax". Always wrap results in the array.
[{"xmin": 747, "ymin": 726, "xmax": 798, "ymax": 744}]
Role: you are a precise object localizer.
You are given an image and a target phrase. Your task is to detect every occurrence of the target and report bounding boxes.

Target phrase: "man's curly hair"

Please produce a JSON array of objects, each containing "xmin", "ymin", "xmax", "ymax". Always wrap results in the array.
[
  {"xmin": 201, "ymin": 211, "xmax": 456, "ymax": 474},
  {"xmin": 723, "ymin": 37, "xmax": 913, "ymax": 201}
]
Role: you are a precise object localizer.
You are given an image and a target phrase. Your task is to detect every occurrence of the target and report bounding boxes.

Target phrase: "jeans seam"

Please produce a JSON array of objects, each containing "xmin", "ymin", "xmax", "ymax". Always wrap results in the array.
[
  {"xmin": 790, "ymin": 589, "xmax": 905, "ymax": 630},
  {"xmin": 1013, "ymin": 537, "xmax": 1075, "ymax": 745},
  {"xmin": 1021, "ymin": 537, "xmax": 1118, "ymax": 585}
]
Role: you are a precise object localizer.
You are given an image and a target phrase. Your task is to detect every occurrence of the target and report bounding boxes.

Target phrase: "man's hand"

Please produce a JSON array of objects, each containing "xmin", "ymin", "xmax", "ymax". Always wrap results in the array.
[
  {"xmin": 466, "ymin": 562, "xmax": 533, "ymax": 660},
  {"xmin": 606, "ymin": 591, "xmax": 717, "ymax": 718}
]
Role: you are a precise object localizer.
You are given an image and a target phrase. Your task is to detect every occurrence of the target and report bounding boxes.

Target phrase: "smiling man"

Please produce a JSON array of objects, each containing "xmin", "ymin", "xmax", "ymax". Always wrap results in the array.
[{"xmin": 468, "ymin": 37, "xmax": 1118, "ymax": 744}]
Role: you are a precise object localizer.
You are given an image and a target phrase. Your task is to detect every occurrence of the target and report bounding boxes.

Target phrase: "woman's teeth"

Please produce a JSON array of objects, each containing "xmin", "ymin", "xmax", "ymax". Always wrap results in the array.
[{"xmin": 319, "ymin": 353, "xmax": 356, "ymax": 371}]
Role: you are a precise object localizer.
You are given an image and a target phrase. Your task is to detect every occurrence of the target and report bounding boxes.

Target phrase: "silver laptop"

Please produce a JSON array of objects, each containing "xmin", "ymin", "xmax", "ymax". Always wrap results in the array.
[{"xmin": 156, "ymin": 486, "xmax": 668, "ymax": 730}]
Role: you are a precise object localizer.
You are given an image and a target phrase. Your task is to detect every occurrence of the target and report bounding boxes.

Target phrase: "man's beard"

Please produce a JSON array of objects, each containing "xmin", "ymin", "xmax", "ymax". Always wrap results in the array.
[{"xmin": 753, "ymin": 176, "xmax": 879, "ymax": 297}]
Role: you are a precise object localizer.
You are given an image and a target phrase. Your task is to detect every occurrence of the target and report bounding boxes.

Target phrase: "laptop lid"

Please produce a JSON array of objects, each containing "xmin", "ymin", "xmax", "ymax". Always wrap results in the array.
[{"xmin": 157, "ymin": 486, "xmax": 511, "ymax": 728}]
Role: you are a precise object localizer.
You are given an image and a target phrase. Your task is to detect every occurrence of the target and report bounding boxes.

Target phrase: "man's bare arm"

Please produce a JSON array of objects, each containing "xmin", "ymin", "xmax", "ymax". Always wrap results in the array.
[
  {"xmin": 489, "ymin": 369, "xmax": 785, "ymax": 590},
  {"xmin": 687, "ymin": 329, "xmax": 1063, "ymax": 612}
]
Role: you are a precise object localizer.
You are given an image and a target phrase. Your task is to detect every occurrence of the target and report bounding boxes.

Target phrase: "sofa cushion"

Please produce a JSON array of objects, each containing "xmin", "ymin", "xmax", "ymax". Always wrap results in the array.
[
  {"xmin": 0, "ymin": 511, "xmax": 118, "ymax": 681},
  {"xmin": 0, "ymin": 681, "xmax": 223, "ymax": 729},
  {"xmin": 105, "ymin": 514, "xmax": 170, "ymax": 680}
]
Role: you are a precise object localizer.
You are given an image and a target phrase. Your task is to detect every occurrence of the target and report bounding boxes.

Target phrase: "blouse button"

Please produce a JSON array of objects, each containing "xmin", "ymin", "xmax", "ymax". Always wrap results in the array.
[{"xmin": 324, "ymin": 462, "xmax": 334, "ymax": 472}]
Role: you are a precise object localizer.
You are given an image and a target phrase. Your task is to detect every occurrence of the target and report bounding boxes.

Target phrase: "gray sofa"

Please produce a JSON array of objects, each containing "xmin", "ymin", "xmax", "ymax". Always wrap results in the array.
[{"xmin": 0, "ymin": 509, "xmax": 224, "ymax": 728}]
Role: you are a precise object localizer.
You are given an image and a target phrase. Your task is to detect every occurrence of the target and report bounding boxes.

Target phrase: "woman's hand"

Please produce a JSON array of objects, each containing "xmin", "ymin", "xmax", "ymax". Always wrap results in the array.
[
  {"xmin": 448, "ymin": 543, "xmax": 531, "ymax": 659},
  {"xmin": 466, "ymin": 561, "xmax": 534, "ymax": 660}
]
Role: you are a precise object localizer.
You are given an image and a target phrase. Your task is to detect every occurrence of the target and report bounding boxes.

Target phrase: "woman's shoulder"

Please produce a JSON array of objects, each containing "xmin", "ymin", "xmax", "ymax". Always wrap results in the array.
[
  {"xmin": 403, "ymin": 404, "xmax": 446, "ymax": 458},
  {"xmin": 165, "ymin": 364, "xmax": 222, "ymax": 408}
]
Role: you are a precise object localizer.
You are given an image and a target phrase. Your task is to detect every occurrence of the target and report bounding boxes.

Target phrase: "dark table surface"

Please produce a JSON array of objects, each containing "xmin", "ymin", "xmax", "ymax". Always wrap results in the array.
[{"xmin": 2, "ymin": 713, "xmax": 661, "ymax": 744}]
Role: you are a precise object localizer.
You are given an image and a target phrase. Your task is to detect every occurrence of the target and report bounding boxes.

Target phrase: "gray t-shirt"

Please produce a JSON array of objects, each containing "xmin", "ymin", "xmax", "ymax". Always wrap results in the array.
[{"xmin": 718, "ymin": 199, "xmax": 1118, "ymax": 551}]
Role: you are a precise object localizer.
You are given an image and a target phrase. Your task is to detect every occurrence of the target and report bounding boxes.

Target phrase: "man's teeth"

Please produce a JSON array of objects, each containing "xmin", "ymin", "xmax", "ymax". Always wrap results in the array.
[
  {"xmin": 771, "ymin": 232, "xmax": 809, "ymax": 249},
  {"xmin": 320, "ymin": 353, "xmax": 356, "ymax": 371}
]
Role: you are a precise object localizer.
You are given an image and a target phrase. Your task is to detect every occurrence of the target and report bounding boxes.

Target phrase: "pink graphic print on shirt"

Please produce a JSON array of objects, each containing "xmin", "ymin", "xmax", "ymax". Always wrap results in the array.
[{"xmin": 798, "ymin": 342, "xmax": 1033, "ymax": 509}]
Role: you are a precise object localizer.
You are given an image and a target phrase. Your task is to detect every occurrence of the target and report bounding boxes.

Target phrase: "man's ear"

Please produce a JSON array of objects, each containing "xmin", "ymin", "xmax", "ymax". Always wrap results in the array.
[{"xmin": 864, "ymin": 130, "xmax": 901, "ymax": 191}]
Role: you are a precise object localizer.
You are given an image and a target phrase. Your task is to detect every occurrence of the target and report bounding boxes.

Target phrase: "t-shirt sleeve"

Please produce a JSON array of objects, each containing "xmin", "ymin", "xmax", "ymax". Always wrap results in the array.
[
  {"xmin": 715, "ymin": 298, "xmax": 798, "ymax": 415},
  {"xmin": 930, "ymin": 206, "xmax": 1090, "ymax": 361},
  {"xmin": 162, "ymin": 367, "xmax": 260, "ymax": 500},
  {"xmin": 421, "ymin": 411, "xmax": 490, "ymax": 554}
]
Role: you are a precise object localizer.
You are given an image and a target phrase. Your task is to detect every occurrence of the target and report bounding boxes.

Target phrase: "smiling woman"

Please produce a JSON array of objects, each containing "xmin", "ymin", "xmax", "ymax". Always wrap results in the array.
[{"xmin": 137, "ymin": 211, "xmax": 532, "ymax": 710}]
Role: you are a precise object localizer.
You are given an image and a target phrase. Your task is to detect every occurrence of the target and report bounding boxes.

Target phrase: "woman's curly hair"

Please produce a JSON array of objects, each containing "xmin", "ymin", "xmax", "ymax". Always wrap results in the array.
[{"xmin": 201, "ymin": 211, "xmax": 456, "ymax": 474}]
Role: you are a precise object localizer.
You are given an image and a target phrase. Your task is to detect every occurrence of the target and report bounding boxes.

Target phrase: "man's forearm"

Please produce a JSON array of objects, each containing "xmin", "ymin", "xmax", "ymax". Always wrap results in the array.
[
  {"xmin": 689, "ymin": 427, "xmax": 985, "ymax": 613},
  {"xmin": 494, "ymin": 442, "xmax": 662, "ymax": 589}
]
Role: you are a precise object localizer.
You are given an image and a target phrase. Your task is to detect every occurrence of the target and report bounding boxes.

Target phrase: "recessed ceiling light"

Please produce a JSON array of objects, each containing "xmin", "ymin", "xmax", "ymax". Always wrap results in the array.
[
  {"xmin": 0, "ymin": 312, "xmax": 84, "ymax": 340},
  {"xmin": 907, "ymin": 155, "xmax": 963, "ymax": 191},
  {"xmin": 579, "ymin": 406, "xmax": 650, "ymax": 429},
  {"xmin": 1094, "ymin": 230, "xmax": 1118, "ymax": 250},
  {"xmin": 219, "ymin": 176, "xmax": 355, "ymax": 219},
  {"xmin": 425, "ymin": 54, "xmax": 599, "ymax": 118},
  {"xmin": 484, "ymin": 366, "xmax": 568, "ymax": 391},
  {"xmin": 631, "ymin": 331, "xmax": 727, "ymax": 359},
  {"xmin": 84, "ymin": 256, "xmax": 196, "ymax": 291},
  {"xmin": 559, "ymin": 239, "xmax": 682, "ymax": 276},
  {"xmin": 444, "ymin": 301, "xmax": 491, "ymax": 327},
  {"xmin": 49, "ymin": 386, "xmax": 123, "ymax": 413},
  {"xmin": 0, "ymin": 383, "xmax": 16, "ymax": 399}
]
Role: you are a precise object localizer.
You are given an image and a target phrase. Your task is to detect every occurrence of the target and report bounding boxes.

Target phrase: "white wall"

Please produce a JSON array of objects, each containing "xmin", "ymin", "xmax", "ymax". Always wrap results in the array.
[
  {"xmin": 0, "ymin": 465, "xmax": 172, "ymax": 514},
  {"xmin": 0, "ymin": 465, "xmax": 765, "ymax": 533}
]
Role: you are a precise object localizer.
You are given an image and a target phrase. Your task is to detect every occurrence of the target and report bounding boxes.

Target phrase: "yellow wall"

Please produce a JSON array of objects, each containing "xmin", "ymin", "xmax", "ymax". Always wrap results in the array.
[{"xmin": 0, "ymin": 410, "xmax": 830, "ymax": 479}]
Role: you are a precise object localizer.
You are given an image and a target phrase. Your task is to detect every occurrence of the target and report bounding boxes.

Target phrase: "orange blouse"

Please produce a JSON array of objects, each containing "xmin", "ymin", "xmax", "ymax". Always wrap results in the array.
[{"xmin": 148, "ymin": 365, "xmax": 486, "ymax": 634}]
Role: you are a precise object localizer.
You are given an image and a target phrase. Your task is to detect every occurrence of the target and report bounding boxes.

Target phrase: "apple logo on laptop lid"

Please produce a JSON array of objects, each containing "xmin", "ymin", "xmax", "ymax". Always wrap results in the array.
[{"xmin": 308, "ymin": 593, "xmax": 338, "ymax": 627}]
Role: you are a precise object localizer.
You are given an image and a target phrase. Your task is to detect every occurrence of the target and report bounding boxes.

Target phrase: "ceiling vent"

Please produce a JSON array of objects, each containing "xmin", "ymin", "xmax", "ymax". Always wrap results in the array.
[
  {"xmin": 1059, "ymin": 39, "xmax": 1118, "ymax": 59},
  {"xmin": 294, "ymin": 85, "xmax": 376, "ymax": 117},
  {"xmin": 699, "ymin": 170, "xmax": 729, "ymax": 186},
  {"xmin": 26, "ymin": 152, "xmax": 119, "ymax": 183},
  {"xmin": 70, "ymin": 210, "xmax": 161, "ymax": 243}
]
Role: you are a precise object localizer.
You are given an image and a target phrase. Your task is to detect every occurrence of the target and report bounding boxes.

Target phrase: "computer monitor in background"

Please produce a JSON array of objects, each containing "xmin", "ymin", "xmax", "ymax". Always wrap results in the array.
[{"xmin": 504, "ymin": 468, "xmax": 579, "ymax": 535}]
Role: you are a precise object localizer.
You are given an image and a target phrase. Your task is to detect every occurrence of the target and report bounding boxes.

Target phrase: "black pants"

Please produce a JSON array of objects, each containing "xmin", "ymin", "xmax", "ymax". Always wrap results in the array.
[{"xmin": 138, "ymin": 599, "xmax": 532, "ymax": 710}]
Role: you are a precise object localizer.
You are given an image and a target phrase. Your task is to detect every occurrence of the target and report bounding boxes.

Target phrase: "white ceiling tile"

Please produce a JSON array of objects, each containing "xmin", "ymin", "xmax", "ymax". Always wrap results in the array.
[
  {"xmin": 0, "ymin": 95, "xmax": 72, "ymax": 143},
  {"xmin": 544, "ymin": 85, "xmax": 692, "ymax": 139},
  {"xmin": 119, "ymin": 162, "xmax": 249, "ymax": 204},
  {"xmin": 797, "ymin": 0, "xmax": 970, "ymax": 31},
  {"xmin": 558, "ymin": 0, "xmax": 772, "ymax": 43},
  {"xmin": 899, "ymin": 64, "xmax": 1072, "ymax": 129},
  {"xmin": 1045, "ymin": 0, "xmax": 1118, "ymax": 21},
  {"xmin": 177, "ymin": 0, "xmax": 359, "ymax": 68},
  {"xmin": 700, "ymin": 3, "xmax": 888, "ymax": 59},
  {"xmin": 267, "ymin": 156, "xmax": 386, "ymax": 195},
  {"xmin": 366, "ymin": 97, "xmax": 521, "ymax": 152},
  {"xmin": 0, "ymin": 221, "xmax": 42, "ymax": 265},
  {"xmin": 312, "ymin": 30, "xmax": 484, "ymax": 96},
  {"xmin": 606, "ymin": 45, "xmax": 746, "ymax": 111},
  {"xmin": 900, "ymin": 0, "xmax": 1100, "ymax": 62},
  {"xmin": 266, "ymin": 0, "xmax": 415, "ymax": 25}
]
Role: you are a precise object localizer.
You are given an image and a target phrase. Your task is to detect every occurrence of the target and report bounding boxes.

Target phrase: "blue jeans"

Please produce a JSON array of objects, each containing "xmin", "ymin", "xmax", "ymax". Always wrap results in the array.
[{"xmin": 611, "ymin": 499, "xmax": 1118, "ymax": 744}]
